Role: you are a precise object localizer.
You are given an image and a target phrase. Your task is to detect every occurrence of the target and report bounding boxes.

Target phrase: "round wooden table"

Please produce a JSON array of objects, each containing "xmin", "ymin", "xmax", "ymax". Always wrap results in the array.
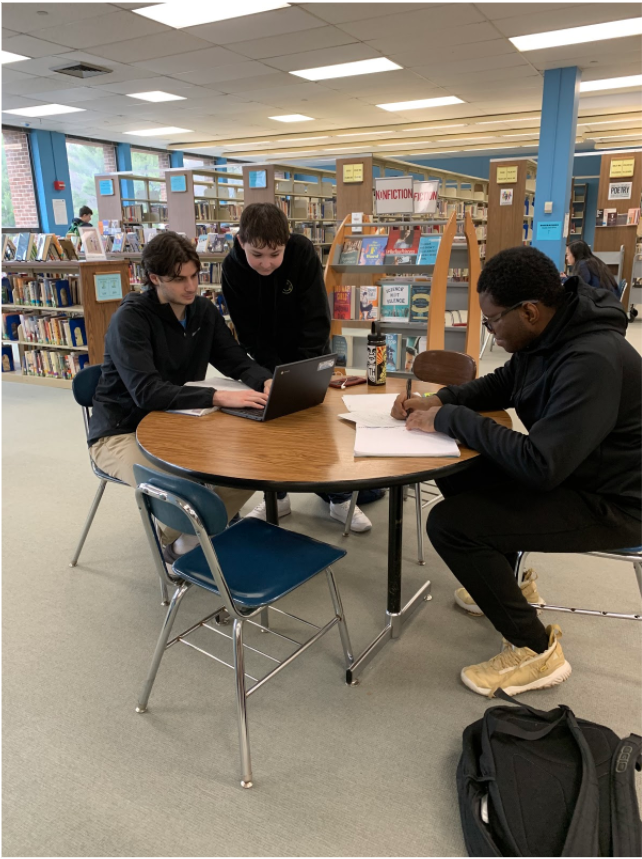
[{"xmin": 137, "ymin": 378, "xmax": 511, "ymax": 683}]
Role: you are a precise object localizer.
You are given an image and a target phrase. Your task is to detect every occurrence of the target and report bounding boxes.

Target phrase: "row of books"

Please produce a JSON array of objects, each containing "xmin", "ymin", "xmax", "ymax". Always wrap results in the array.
[
  {"xmin": 3, "ymin": 312, "xmax": 87, "ymax": 348},
  {"xmin": 333, "ymin": 280, "xmax": 431, "ymax": 324},
  {"xmin": 198, "ymin": 261, "xmax": 223, "ymax": 285},
  {"xmin": 331, "ymin": 333, "xmax": 426, "ymax": 372},
  {"xmin": 596, "ymin": 208, "xmax": 641, "ymax": 227},
  {"xmin": 4, "ymin": 232, "xmax": 79, "ymax": 263},
  {"xmin": 339, "ymin": 227, "xmax": 443, "ymax": 266},
  {"xmin": 276, "ymin": 197, "xmax": 335, "ymax": 220},
  {"xmin": 293, "ymin": 225, "xmax": 336, "ymax": 244},
  {"xmin": 195, "ymin": 201, "xmax": 243, "ymax": 222},
  {"xmin": 2, "ymin": 275, "xmax": 79, "ymax": 308},
  {"xmin": 195, "ymin": 232, "xmax": 233, "ymax": 255},
  {"xmin": 21, "ymin": 348, "xmax": 89, "ymax": 380},
  {"xmin": 434, "ymin": 200, "xmax": 487, "ymax": 220},
  {"xmin": 122, "ymin": 204, "xmax": 168, "ymax": 223}
]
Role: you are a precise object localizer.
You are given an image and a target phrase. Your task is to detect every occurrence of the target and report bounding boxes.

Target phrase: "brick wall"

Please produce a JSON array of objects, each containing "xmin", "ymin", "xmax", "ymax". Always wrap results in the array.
[{"xmin": 3, "ymin": 128, "xmax": 39, "ymax": 227}]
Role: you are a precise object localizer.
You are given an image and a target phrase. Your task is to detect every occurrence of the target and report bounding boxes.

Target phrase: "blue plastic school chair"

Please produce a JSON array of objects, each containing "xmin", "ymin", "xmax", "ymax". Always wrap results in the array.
[
  {"xmin": 133, "ymin": 464, "xmax": 354, "ymax": 788},
  {"xmin": 70, "ymin": 364, "xmax": 128, "ymax": 567}
]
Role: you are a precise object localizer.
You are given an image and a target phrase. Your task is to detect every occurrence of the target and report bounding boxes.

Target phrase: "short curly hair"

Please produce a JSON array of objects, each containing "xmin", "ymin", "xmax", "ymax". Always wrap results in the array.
[
  {"xmin": 141, "ymin": 231, "xmax": 200, "ymax": 289},
  {"xmin": 238, "ymin": 203, "xmax": 290, "ymax": 249},
  {"xmin": 477, "ymin": 246, "xmax": 565, "ymax": 308}
]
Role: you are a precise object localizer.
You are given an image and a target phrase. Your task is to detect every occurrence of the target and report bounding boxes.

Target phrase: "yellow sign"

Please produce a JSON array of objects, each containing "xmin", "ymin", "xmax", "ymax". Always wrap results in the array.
[
  {"xmin": 343, "ymin": 163, "xmax": 364, "ymax": 183},
  {"xmin": 610, "ymin": 158, "xmax": 635, "ymax": 178},
  {"xmin": 497, "ymin": 166, "xmax": 518, "ymax": 184}
]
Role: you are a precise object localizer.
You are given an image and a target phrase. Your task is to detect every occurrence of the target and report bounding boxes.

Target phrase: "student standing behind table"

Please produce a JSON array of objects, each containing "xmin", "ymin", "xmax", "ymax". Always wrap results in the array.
[
  {"xmin": 88, "ymin": 231, "xmax": 273, "ymax": 561},
  {"xmin": 565, "ymin": 240, "xmax": 619, "ymax": 294},
  {"xmin": 221, "ymin": 202, "xmax": 384, "ymax": 533},
  {"xmin": 391, "ymin": 246, "xmax": 641, "ymax": 699}
]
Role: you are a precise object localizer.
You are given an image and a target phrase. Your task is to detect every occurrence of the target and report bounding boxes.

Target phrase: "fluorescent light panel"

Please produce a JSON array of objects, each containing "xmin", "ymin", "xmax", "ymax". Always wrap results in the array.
[
  {"xmin": 580, "ymin": 75, "xmax": 642, "ymax": 93},
  {"xmin": 588, "ymin": 132, "xmax": 642, "ymax": 140},
  {"xmin": 323, "ymin": 145, "xmax": 369, "ymax": 151},
  {"xmin": 1, "ymin": 50, "xmax": 30, "ymax": 64},
  {"xmin": 377, "ymin": 96, "xmax": 464, "ymax": 112},
  {"xmin": 439, "ymin": 136, "xmax": 495, "ymax": 142},
  {"xmin": 510, "ymin": 17, "xmax": 642, "ymax": 51},
  {"xmin": 290, "ymin": 57, "xmax": 401, "ymax": 82},
  {"xmin": 477, "ymin": 117, "xmax": 539, "ymax": 125},
  {"xmin": 4, "ymin": 103, "xmax": 85, "ymax": 117},
  {"xmin": 579, "ymin": 117, "xmax": 641, "ymax": 126},
  {"xmin": 276, "ymin": 136, "xmax": 329, "ymax": 142},
  {"xmin": 126, "ymin": 91, "xmax": 186, "ymax": 102},
  {"xmin": 269, "ymin": 114, "xmax": 313, "ymax": 122},
  {"xmin": 133, "ymin": 1, "xmax": 289, "ymax": 28},
  {"xmin": 405, "ymin": 124, "xmax": 468, "ymax": 130},
  {"xmin": 378, "ymin": 141, "xmax": 429, "ymax": 147},
  {"xmin": 124, "ymin": 127, "xmax": 192, "ymax": 136},
  {"xmin": 337, "ymin": 131, "xmax": 395, "ymax": 137}
]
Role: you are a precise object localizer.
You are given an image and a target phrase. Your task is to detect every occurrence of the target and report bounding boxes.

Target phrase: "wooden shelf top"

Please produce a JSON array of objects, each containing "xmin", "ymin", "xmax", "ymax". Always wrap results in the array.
[
  {"xmin": 2, "ymin": 303, "xmax": 84, "ymax": 314},
  {"xmin": 2, "ymin": 370, "xmax": 73, "ymax": 388},
  {"xmin": 3, "ymin": 338, "xmax": 88, "ymax": 351},
  {"xmin": 3, "ymin": 260, "xmax": 81, "ymax": 270}
]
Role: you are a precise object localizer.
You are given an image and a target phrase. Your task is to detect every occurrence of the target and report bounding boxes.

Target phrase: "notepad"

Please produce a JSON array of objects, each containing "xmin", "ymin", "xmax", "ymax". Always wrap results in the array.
[
  {"xmin": 339, "ymin": 411, "xmax": 402, "ymax": 429},
  {"xmin": 166, "ymin": 377, "xmax": 252, "ymax": 416},
  {"xmin": 354, "ymin": 426, "xmax": 460, "ymax": 458},
  {"xmin": 342, "ymin": 393, "xmax": 398, "ymax": 414}
]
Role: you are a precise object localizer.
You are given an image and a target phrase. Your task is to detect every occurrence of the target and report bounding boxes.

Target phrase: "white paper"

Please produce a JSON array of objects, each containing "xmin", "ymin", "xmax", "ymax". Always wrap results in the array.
[
  {"xmin": 167, "ymin": 376, "xmax": 252, "ymax": 415},
  {"xmin": 354, "ymin": 426, "xmax": 460, "ymax": 458},
  {"xmin": 342, "ymin": 393, "xmax": 398, "ymax": 414},
  {"xmin": 52, "ymin": 198, "xmax": 68, "ymax": 225},
  {"xmin": 339, "ymin": 411, "xmax": 402, "ymax": 428}
]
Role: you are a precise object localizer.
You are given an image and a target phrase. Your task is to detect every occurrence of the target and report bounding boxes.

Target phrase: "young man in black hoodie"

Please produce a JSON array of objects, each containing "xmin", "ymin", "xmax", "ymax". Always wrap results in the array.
[
  {"xmin": 88, "ymin": 231, "xmax": 272, "ymax": 556},
  {"xmin": 392, "ymin": 246, "xmax": 641, "ymax": 698},
  {"xmin": 69, "ymin": 205, "xmax": 93, "ymax": 233},
  {"xmin": 221, "ymin": 202, "xmax": 381, "ymax": 532}
]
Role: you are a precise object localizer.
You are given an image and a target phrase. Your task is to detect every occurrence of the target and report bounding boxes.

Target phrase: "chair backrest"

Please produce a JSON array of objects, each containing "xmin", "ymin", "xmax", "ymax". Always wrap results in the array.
[
  {"xmin": 413, "ymin": 350, "xmax": 477, "ymax": 387},
  {"xmin": 72, "ymin": 364, "xmax": 102, "ymax": 408},
  {"xmin": 617, "ymin": 279, "xmax": 627, "ymax": 302}
]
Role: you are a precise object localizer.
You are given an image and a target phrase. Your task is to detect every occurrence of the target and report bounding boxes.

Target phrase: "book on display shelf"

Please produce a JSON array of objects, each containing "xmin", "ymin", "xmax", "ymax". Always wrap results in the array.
[
  {"xmin": 627, "ymin": 208, "xmax": 641, "ymax": 226},
  {"xmin": 409, "ymin": 283, "xmax": 431, "ymax": 324},
  {"xmin": 381, "ymin": 283, "xmax": 410, "ymax": 322},
  {"xmin": 385, "ymin": 333, "xmax": 401, "ymax": 371},
  {"xmin": 2, "ymin": 344, "xmax": 14, "ymax": 372},
  {"xmin": 358, "ymin": 285, "xmax": 379, "ymax": 321},
  {"xmin": 331, "ymin": 334, "xmax": 353, "ymax": 368},
  {"xmin": 358, "ymin": 236, "xmax": 387, "ymax": 265},
  {"xmin": 339, "ymin": 238, "xmax": 361, "ymax": 264},
  {"xmin": 403, "ymin": 335, "xmax": 426, "ymax": 372},
  {"xmin": 384, "ymin": 226, "xmax": 421, "ymax": 264},
  {"xmin": 333, "ymin": 284, "xmax": 357, "ymax": 320}
]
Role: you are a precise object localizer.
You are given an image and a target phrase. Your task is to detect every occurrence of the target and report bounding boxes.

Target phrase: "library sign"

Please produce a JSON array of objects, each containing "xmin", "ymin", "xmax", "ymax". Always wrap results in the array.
[{"xmin": 374, "ymin": 177, "xmax": 440, "ymax": 215}]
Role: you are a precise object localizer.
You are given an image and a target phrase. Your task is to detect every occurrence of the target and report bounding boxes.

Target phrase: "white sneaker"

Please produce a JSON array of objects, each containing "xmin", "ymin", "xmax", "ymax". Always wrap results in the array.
[
  {"xmin": 246, "ymin": 494, "xmax": 292, "ymax": 520},
  {"xmin": 329, "ymin": 500, "xmax": 372, "ymax": 533}
]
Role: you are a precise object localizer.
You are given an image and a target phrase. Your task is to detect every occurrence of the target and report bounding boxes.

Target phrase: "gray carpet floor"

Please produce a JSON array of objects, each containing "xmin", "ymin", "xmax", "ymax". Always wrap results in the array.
[{"xmin": 3, "ymin": 333, "xmax": 642, "ymax": 857}]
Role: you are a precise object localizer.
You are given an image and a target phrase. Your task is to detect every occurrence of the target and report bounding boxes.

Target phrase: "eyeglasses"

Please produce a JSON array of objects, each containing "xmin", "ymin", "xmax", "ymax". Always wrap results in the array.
[{"xmin": 481, "ymin": 300, "xmax": 539, "ymax": 332}]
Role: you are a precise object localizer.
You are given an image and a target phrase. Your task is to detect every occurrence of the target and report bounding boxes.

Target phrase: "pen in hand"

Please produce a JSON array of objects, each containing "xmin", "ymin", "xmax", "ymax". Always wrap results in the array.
[{"xmin": 406, "ymin": 378, "xmax": 412, "ymax": 400}]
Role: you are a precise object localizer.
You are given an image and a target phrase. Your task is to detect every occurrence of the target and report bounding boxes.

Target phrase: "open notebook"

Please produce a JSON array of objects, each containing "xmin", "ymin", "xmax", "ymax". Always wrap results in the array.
[{"xmin": 166, "ymin": 377, "xmax": 251, "ymax": 417}]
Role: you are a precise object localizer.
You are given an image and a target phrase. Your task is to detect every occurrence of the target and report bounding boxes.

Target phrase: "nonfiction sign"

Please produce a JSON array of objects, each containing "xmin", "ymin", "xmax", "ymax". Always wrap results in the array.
[{"xmin": 374, "ymin": 175, "xmax": 414, "ymax": 215}]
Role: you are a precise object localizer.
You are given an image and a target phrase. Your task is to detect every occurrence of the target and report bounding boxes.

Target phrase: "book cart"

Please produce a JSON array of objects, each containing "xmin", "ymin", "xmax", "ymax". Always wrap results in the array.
[
  {"xmin": 325, "ymin": 211, "xmax": 482, "ymax": 376},
  {"xmin": 2, "ymin": 259, "xmax": 131, "ymax": 388}
]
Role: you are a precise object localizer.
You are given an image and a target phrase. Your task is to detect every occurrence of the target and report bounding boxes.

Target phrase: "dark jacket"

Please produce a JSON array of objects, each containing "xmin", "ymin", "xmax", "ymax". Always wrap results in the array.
[
  {"xmin": 575, "ymin": 259, "xmax": 618, "ymax": 294},
  {"xmin": 221, "ymin": 233, "xmax": 331, "ymax": 371},
  {"xmin": 434, "ymin": 277, "xmax": 641, "ymax": 518},
  {"xmin": 69, "ymin": 217, "xmax": 91, "ymax": 233},
  {"xmin": 87, "ymin": 290, "xmax": 272, "ymax": 446}
]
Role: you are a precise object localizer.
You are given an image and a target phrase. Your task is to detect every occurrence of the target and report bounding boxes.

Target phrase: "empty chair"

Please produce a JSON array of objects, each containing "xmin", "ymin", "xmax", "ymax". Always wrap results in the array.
[{"xmin": 133, "ymin": 464, "xmax": 354, "ymax": 788}]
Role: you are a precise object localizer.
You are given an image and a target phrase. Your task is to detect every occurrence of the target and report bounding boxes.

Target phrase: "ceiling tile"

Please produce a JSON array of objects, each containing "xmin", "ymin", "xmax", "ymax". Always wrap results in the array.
[
  {"xmin": 27, "ymin": 10, "xmax": 169, "ymax": 50},
  {"xmin": 21, "ymin": 86, "xmax": 122, "ymax": 104},
  {"xmin": 212, "ymin": 71, "xmax": 311, "ymax": 94},
  {"xmin": 2, "ymin": 28, "xmax": 20, "ymax": 39},
  {"xmin": 89, "ymin": 31, "xmax": 215, "ymax": 64},
  {"xmin": 230, "ymin": 26, "xmax": 356, "ymax": 60},
  {"xmin": 1, "ymin": 68, "xmax": 38, "ymax": 85},
  {"xmin": 298, "ymin": 3, "xmax": 420, "ymax": 25},
  {"xmin": 2, "ymin": 34, "xmax": 73, "ymax": 58},
  {"xmin": 492, "ymin": 4, "xmax": 642, "ymax": 37},
  {"xmin": 263, "ymin": 42, "xmax": 380, "ymax": 73},
  {"xmin": 368, "ymin": 21, "xmax": 501, "ymax": 55},
  {"xmin": 475, "ymin": 4, "xmax": 575, "ymax": 20},
  {"xmin": 524, "ymin": 34, "xmax": 642, "ymax": 69},
  {"xmin": 183, "ymin": 7, "xmax": 327, "ymax": 45},
  {"xmin": 321, "ymin": 69, "xmax": 422, "ymax": 94},
  {"xmin": 2, "ymin": 3, "xmax": 119, "ymax": 32},
  {"xmin": 335, "ymin": 4, "xmax": 486, "ymax": 40},
  {"xmin": 132, "ymin": 46, "xmax": 246, "ymax": 75},
  {"xmin": 423, "ymin": 65, "xmax": 542, "ymax": 88},
  {"xmin": 2, "ymin": 76, "xmax": 89, "ymax": 97},
  {"xmin": 174, "ymin": 62, "xmax": 284, "ymax": 87},
  {"xmin": 412, "ymin": 53, "xmax": 531, "ymax": 79},
  {"xmin": 388, "ymin": 37, "xmax": 518, "ymax": 67},
  {"xmin": 211, "ymin": 81, "xmax": 328, "ymax": 104}
]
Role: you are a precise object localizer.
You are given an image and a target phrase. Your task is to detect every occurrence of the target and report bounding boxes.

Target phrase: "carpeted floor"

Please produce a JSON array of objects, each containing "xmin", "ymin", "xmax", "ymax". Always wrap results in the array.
[{"xmin": 3, "ymin": 334, "xmax": 641, "ymax": 857}]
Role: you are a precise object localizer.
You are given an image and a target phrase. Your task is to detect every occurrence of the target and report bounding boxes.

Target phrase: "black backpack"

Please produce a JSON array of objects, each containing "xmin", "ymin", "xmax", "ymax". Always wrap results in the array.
[{"xmin": 457, "ymin": 690, "xmax": 642, "ymax": 856}]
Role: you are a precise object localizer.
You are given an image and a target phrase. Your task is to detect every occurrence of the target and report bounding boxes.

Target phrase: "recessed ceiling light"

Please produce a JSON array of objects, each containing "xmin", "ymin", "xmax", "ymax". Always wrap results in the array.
[
  {"xmin": 580, "ymin": 75, "xmax": 642, "ymax": 93},
  {"xmin": 510, "ymin": 18, "xmax": 642, "ymax": 51},
  {"xmin": 269, "ymin": 114, "xmax": 314, "ymax": 122},
  {"xmin": 377, "ymin": 96, "xmax": 464, "ymax": 112},
  {"xmin": 337, "ymin": 131, "xmax": 395, "ymax": 137},
  {"xmin": 1, "ymin": 50, "xmax": 30, "ymax": 64},
  {"xmin": 126, "ymin": 91, "xmax": 186, "ymax": 103},
  {"xmin": 124, "ymin": 127, "xmax": 193, "ymax": 136},
  {"xmin": 133, "ymin": 1, "xmax": 289, "ymax": 28},
  {"xmin": 276, "ymin": 136, "xmax": 329, "ymax": 142},
  {"xmin": 4, "ymin": 103, "xmax": 85, "ymax": 117},
  {"xmin": 404, "ymin": 124, "xmax": 468, "ymax": 131},
  {"xmin": 290, "ymin": 57, "xmax": 401, "ymax": 82}
]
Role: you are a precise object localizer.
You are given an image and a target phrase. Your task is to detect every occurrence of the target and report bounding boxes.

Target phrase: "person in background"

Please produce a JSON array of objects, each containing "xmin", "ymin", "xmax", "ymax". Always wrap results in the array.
[
  {"xmin": 88, "ymin": 231, "xmax": 273, "ymax": 562},
  {"xmin": 392, "ymin": 246, "xmax": 641, "ymax": 698},
  {"xmin": 69, "ymin": 206, "xmax": 93, "ymax": 233},
  {"xmin": 565, "ymin": 240, "xmax": 619, "ymax": 294},
  {"xmin": 221, "ymin": 202, "xmax": 384, "ymax": 532}
]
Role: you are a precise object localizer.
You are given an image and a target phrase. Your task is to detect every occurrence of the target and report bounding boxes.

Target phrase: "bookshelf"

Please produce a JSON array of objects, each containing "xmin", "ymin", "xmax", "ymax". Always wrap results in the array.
[
  {"xmin": 241, "ymin": 164, "xmax": 337, "ymax": 262},
  {"xmin": 95, "ymin": 172, "xmax": 168, "ymax": 227},
  {"xmin": 486, "ymin": 158, "xmax": 537, "ymax": 260},
  {"xmin": 325, "ymin": 212, "xmax": 482, "ymax": 376},
  {"xmin": 2, "ymin": 259, "xmax": 132, "ymax": 388},
  {"xmin": 164, "ymin": 166, "xmax": 244, "ymax": 240},
  {"xmin": 569, "ymin": 180, "xmax": 587, "ymax": 240}
]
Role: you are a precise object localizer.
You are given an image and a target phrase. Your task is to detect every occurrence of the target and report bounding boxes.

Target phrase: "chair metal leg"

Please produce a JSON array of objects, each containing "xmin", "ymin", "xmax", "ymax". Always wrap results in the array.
[
  {"xmin": 70, "ymin": 479, "xmax": 108, "ymax": 567},
  {"xmin": 415, "ymin": 483, "xmax": 425, "ymax": 565},
  {"xmin": 343, "ymin": 490, "xmax": 359, "ymax": 538},
  {"xmin": 233, "ymin": 619, "xmax": 253, "ymax": 789},
  {"xmin": 326, "ymin": 568, "xmax": 354, "ymax": 668},
  {"xmin": 136, "ymin": 582, "xmax": 190, "ymax": 713},
  {"xmin": 479, "ymin": 329, "xmax": 492, "ymax": 361},
  {"xmin": 513, "ymin": 551, "xmax": 530, "ymax": 586},
  {"xmin": 634, "ymin": 561, "xmax": 642, "ymax": 599},
  {"xmin": 160, "ymin": 580, "xmax": 169, "ymax": 607}
]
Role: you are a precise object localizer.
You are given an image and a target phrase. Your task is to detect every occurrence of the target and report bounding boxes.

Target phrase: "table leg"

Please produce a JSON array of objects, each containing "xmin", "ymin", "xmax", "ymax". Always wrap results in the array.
[
  {"xmin": 345, "ymin": 484, "xmax": 432, "ymax": 685},
  {"xmin": 261, "ymin": 491, "xmax": 279, "ymax": 630}
]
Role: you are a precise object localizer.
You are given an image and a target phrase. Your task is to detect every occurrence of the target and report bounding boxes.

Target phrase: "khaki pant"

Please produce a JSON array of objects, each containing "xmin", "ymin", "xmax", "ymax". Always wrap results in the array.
[{"xmin": 90, "ymin": 433, "xmax": 254, "ymax": 545}]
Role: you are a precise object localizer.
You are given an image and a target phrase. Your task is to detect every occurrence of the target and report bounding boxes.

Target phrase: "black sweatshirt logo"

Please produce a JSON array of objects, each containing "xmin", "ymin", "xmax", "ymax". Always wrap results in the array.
[{"xmin": 282, "ymin": 280, "xmax": 294, "ymax": 295}]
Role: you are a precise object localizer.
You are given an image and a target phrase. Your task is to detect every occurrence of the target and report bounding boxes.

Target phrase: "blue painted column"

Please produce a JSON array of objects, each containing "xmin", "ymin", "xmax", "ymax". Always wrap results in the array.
[
  {"xmin": 169, "ymin": 150, "xmax": 184, "ymax": 168},
  {"xmin": 116, "ymin": 142, "xmax": 134, "ymax": 203},
  {"xmin": 28, "ymin": 130, "xmax": 74, "ymax": 235},
  {"xmin": 532, "ymin": 66, "xmax": 581, "ymax": 269}
]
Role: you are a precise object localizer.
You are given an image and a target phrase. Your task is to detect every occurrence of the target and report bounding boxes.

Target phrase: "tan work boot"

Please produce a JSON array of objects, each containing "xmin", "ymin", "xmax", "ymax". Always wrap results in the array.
[
  {"xmin": 461, "ymin": 624, "xmax": 572, "ymax": 698},
  {"xmin": 454, "ymin": 568, "xmax": 545, "ymax": 616}
]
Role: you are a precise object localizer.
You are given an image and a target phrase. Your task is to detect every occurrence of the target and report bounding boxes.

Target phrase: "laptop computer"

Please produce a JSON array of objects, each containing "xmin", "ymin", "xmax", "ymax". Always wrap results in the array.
[{"xmin": 220, "ymin": 354, "xmax": 338, "ymax": 422}]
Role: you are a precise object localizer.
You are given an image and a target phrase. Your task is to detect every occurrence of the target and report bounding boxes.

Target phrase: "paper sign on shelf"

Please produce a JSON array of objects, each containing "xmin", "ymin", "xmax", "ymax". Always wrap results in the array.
[
  {"xmin": 98, "ymin": 179, "xmax": 114, "ymax": 196},
  {"xmin": 499, "ymin": 188, "xmax": 513, "ymax": 206},
  {"xmin": 374, "ymin": 175, "xmax": 414, "ymax": 215},
  {"xmin": 610, "ymin": 159, "xmax": 635, "ymax": 178},
  {"xmin": 608, "ymin": 181, "xmax": 632, "ymax": 200},
  {"xmin": 343, "ymin": 163, "xmax": 363, "ymax": 183},
  {"xmin": 536, "ymin": 221, "xmax": 563, "ymax": 241},
  {"xmin": 413, "ymin": 179, "xmax": 440, "ymax": 214},
  {"xmin": 497, "ymin": 166, "xmax": 518, "ymax": 184},
  {"xmin": 52, "ymin": 198, "xmax": 68, "ymax": 225},
  {"xmin": 563, "ymin": 213, "xmax": 570, "ymax": 238},
  {"xmin": 351, "ymin": 212, "xmax": 363, "ymax": 234}
]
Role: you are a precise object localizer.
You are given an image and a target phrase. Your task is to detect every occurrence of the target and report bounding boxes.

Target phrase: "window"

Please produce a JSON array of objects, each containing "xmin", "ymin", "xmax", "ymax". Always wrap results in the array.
[
  {"xmin": 2, "ymin": 128, "xmax": 39, "ymax": 229},
  {"xmin": 183, "ymin": 155, "xmax": 215, "ymax": 169},
  {"xmin": 132, "ymin": 148, "xmax": 170, "ymax": 201},
  {"xmin": 66, "ymin": 138, "xmax": 117, "ymax": 217}
]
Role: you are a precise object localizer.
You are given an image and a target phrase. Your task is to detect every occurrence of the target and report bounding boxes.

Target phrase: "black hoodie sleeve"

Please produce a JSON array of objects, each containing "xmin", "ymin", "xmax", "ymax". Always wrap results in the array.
[
  {"xmin": 207, "ymin": 306, "xmax": 272, "ymax": 390},
  {"xmin": 106, "ymin": 307, "xmax": 215, "ymax": 412},
  {"xmin": 436, "ymin": 360, "xmax": 516, "ymax": 410},
  {"xmin": 434, "ymin": 349, "xmax": 623, "ymax": 491},
  {"xmin": 293, "ymin": 239, "xmax": 331, "ymax": 360}
]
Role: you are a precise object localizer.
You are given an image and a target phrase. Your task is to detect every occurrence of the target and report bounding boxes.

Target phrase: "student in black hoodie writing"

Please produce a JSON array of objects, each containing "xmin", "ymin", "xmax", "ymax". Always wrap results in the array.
[
  {"xmin": 392, "ymin": 246, "xmax": 641, "ymax": 698},
  {"xmin": 88, "ymin": 232, "xmax": 273, "ymax": 559},
  {"xmin": 222, "ymin": 202, "xmax": 382, "ymax": 532}
]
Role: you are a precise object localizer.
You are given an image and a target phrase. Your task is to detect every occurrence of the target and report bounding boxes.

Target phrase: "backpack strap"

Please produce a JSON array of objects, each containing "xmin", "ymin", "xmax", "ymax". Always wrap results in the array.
[
  {"xmin": 493, "ymin": 688, "xmax": 556, "ymax": 718},
  {"xmin": 610, "ymin": 733, "xmax": 642, "ymax": 857}
]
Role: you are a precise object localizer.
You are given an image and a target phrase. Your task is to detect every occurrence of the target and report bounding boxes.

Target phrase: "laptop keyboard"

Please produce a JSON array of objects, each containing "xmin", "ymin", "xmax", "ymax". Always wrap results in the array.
[{"xmin": 222, "ymin": 406, "xmax": 265, "ymax": 420}]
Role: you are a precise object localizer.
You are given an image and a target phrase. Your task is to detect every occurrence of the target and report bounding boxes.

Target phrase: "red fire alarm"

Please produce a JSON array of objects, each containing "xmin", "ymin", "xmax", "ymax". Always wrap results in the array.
[{"xmin": 53, "ymin": 180, "xmax": 65, "ymax": 191}]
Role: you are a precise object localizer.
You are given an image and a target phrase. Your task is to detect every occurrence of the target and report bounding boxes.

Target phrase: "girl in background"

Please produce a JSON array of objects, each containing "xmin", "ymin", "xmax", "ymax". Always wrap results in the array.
[{"xmin": 566, "ymin": 240, "xmax": 619, "ymax": 294}]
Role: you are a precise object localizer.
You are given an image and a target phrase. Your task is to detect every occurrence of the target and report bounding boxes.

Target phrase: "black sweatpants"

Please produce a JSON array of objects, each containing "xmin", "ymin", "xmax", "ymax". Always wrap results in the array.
[{"xmin": 427, "ymin": 458, "xmax": 641, "ymax": 652}]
